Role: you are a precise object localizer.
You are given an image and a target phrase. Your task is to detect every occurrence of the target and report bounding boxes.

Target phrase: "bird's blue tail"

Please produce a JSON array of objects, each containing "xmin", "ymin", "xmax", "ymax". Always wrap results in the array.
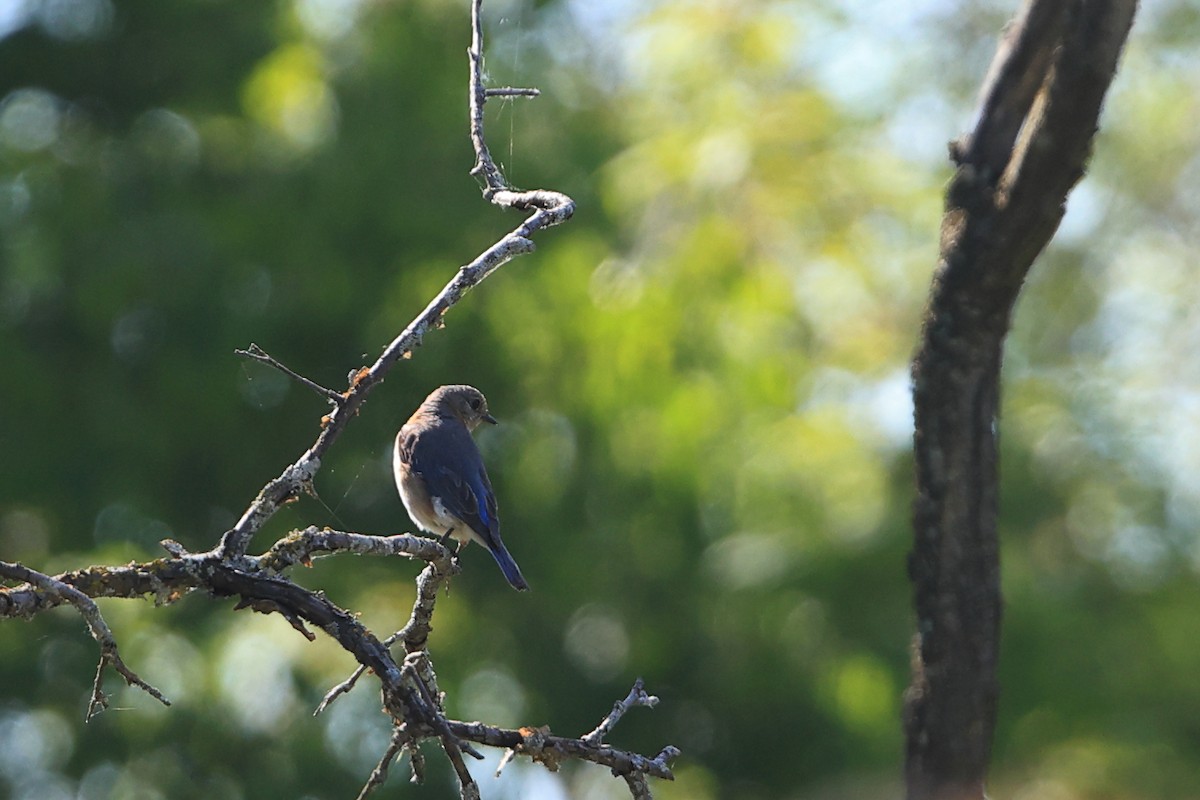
[{"xmin": 488, "ymin": 542, "xmax": 529, "ymax": 591}]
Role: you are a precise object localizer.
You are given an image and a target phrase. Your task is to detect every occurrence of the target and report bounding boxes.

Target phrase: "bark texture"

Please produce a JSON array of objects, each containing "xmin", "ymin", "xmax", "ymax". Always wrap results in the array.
[{"xmin": 905, "ymin": 3, "xmax": 1138, "ymax": 799}]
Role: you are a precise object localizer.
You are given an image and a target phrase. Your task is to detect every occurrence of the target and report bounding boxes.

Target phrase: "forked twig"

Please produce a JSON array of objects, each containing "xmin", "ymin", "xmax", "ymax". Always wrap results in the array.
[
  {"xmin": 214, "ymin": 0, "xmax": 574, "ymax": 559},
  {"xmin": 1, "ymin": 2, "xmax": 672, "ymax": 798},
  {"xmin": 355, "ymin": 727, "xmax": 412, "ymax": 800},
  {"xmin": 0, "ymin": 560, "xmax": 170, "ymax": 721},
  {"xmin": 583, "ymin": 677, "xmax": 660, "ymax": 746},
  {"xmin": 236, "ymin": 343, "xmax": 344, "ymax": 404}
]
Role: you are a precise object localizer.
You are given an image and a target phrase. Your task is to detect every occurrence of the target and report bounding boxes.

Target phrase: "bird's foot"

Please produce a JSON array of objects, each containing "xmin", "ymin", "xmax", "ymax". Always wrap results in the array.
[{"xmin": 436, "ymin": 529, "xmax": 457, "ymax": 553}]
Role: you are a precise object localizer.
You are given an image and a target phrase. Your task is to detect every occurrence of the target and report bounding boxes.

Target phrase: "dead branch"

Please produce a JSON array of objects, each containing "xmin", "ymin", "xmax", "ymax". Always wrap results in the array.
[
  {"xmin": 0, "ymin": 560, "xmax": 170, "ymax": 721},
  {"xmin": 583, "ymin": 677, "xmax": 660, "ymax": 747},
  {"xmin": 0, "ymin": 2, "xmax": 672, "ymax": 798},
  {"xmin": 213, "ymin": 0, "xmax": 573, "ymax": 564}
]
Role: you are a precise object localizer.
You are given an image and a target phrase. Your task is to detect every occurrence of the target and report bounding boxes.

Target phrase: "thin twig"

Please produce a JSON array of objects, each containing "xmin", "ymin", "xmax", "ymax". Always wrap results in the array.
[
  {"xmin": 583, "ymin": 677, "xmax": 659, "ymax": 746},
  {"xmin": 652, "ymin": 746, "xmax": 682, "ymax": 770},
  {"xmin": 494, "ymin": 747, "xmax": 517, "ymax": 777},
  {"xmin": 315, "ymin": 664, "xmax": 369, "ymax": 716},
  {"xmin": 314, "ymin": 619, "xmax": 429, "ymax": 717},
  {"xmin": 485, "ymin": 87, "xmax": 540, "ymax": 97},
  {"xmin": 468, "ymin": 0, "xmax": 506, "ymax": 193},
  {"xmin": 235, "ymin": 343, "xmax": 343, "ymax": 404},
  {"xmin": 466, "ymin": 4, "xmax": 574, "ymax": 219},
  {"xmin": 233, "ymin": 596, "xmax": 316, "ymax": 641},
  {"xmin": 356, "ymin": 727, "xmax": 411, "ymax": 800},
  {"xmin": 0, "ymin": 561, "xmax": 171, "ymax": 720},
  {"xmin": 160, "ymin": 538, "xmax": 190, "ymax": 557}
]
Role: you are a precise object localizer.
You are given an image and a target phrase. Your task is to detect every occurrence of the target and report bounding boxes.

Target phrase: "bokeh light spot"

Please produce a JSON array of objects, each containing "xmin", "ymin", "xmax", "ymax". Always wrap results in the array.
[
  {"xmin": 0, "ymin": 88, "xmax": 62, "ymax": 152},
  {"xmin": 564, "ymin": 604, "xmax": 630, "ymax": 683},
  {"xmin": 242, "ymin": 44, "xmax": 338, "ymax": 152}
]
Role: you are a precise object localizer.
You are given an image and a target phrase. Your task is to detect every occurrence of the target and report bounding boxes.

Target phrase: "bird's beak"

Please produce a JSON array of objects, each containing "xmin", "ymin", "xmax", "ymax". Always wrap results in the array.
[{"xmin": 483, "ymin": 413, "xmax": 498, "ymax": 425}]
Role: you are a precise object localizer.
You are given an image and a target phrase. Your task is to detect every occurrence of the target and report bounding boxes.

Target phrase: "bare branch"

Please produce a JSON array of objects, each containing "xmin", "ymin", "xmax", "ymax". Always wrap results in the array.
[
  {"xmin": 485, "ymin": 87, "xmax": 540, "ymax": 98},
  {"xmin": 468, "ymin": 0, "xmax": 505, "ymax": 193},
  {"xmin": 314, "ymin": 533, "xmax": 459, "ymax": 715},
  {"xmin": 494, "ymin": 748, "xmax": 517, "ymax": 777},
  {"xmin": 583, "ymin": 677, "xmax": 660, "ymax": 746},
  {"xmin": 446, "ymin": 717, "xmax": 678, "ymax": 782},
  {"xmin": 257, "ymin": 527, "xmax": 455, "ymax": 574},
  {"xmin": 653, "ymin": 746, "xmax": 683, "ymax": 770},
  {"xmin": 356, "ymin": 727, "xmax": 411, "ymax": 800},
  {"xmin": 233, "ymin": 595, "xmax": 317, "ymax": 641},
  {"xmin": 623, "ymin": 770, "xmax": 653, "ymax": 800},
  {"xmin": 0, "ymin": 527, "xmax": 456, "ymax": 622},
  {"xmin": 466, "ymin": 0, "xmax": 575, "ymax": 215},
  {"xmin": 396, "ymin": 557, "xmax": 457, "ymax": 654},
  {"xmin": 87, "ymin": 648, "xmax": 170, "ymax": 721},
  {"xmin": 397, "ymin": 656, "xmax": 487, "ymax": 799},
  {"xmin": 0, "ymin": 3, "xmax": 672, "ymax": 797},
  {"xmin": 404, "ymin": 655, "xmax": 484, "ymax": 760},
  {"xmin": 315, "ymin": 662, "xmax": 370, "ymax": 717},
  {"xmin": 445, "ymin": 737, "xmax": 483, "ymax": 800},
  {"xmin": 160, "ymin": 538, "xmax": 190, "ymax": 557},
  {"xmin": 0, "ymin": 530, "xmax": 678, "ymax": 787},
  {"xmin": 407, "ymin": 740, "xmax": 426, "ymax": 784},
  {"xmin": 236, "ymin": 343, "xmax": 344, "ymax": 404},
  {"xmin": 214, "ymin": 0, "xmax": 574, "ymax": 562},
  {"xmin": 0, "ymin": 560, "xmax": 171, "ymax": 720}
]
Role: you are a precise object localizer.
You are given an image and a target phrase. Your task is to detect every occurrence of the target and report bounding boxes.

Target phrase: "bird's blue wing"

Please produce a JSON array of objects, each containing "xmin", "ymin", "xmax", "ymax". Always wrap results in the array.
[
  {"xmin": 406, "ymin": 423, "xmax": 500, "ymax": 543},
  {"xmin": 406, "ymin": 421, "xmax": 528, "ymax": 591},
  {"xmin": 430, "ymin": 462, "xmax": 498, "ymax": 541}
]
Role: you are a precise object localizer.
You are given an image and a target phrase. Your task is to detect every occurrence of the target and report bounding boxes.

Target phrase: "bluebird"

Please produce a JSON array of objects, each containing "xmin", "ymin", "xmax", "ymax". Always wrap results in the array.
[{"xmin": 393, "ymin": 385, "xmax": 529, "ymax": 591}]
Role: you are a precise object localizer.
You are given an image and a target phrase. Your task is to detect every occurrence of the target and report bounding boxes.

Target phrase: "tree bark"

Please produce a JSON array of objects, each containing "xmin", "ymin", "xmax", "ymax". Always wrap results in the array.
[{"xmin": 905, "ymin": 2, "xmax": 1138, "ymax": 799}]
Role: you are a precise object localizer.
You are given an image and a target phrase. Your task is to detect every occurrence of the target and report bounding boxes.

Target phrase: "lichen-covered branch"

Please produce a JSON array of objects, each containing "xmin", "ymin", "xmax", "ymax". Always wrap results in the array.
[
  {"xmin": 446, "ymin": 714, "xmax": 679, "ymax": 784},
  {"xmin": 583, "ymin": 677, "xmax": 660, "ymax": 747},
  {"xmin": 1, "ymin": 528, "xmax": 678, "ymax": 796},
  {"xmin": 0, "ymin": 560, "xmax": 170, "ymax": 721},
  {"xmin": 0, "ymin": 3, "xmax": 671, "ymax": 798},
  {"xmin": 214, "ymin": 0, "xmax": 573, "ymax": 562}
]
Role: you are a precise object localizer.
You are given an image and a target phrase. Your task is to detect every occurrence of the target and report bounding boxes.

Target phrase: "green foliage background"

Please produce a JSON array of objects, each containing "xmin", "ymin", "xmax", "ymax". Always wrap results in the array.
[{"xmin": 1, "ymin": 1, "xmax": 1199, "ymax": 798}]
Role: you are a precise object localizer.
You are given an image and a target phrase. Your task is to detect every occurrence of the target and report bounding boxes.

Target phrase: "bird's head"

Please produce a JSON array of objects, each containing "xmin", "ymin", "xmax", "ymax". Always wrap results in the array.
[{"xmin": 429, "ymin": 384, "xmax": 498, "ymax": 431}]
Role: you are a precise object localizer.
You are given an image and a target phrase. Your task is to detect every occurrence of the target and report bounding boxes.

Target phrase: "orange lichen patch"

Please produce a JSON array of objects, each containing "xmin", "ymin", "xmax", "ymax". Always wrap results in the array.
[{"xmin": 518, "ymin": 726, "xmax": 563, "ymax": 770}]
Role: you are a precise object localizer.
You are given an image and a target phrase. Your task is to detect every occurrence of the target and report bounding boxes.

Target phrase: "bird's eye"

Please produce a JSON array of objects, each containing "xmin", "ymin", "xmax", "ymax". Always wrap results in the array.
[{"xmin": 470, "ymin": 398, "xmax": 482, "ymax": 411}]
